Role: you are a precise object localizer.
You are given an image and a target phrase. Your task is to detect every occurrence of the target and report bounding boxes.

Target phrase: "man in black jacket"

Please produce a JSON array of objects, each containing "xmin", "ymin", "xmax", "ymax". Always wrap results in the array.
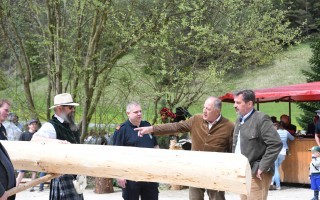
[{"xmin": 0, "ymin": 99, "xmax": 16, "ymax": 200}]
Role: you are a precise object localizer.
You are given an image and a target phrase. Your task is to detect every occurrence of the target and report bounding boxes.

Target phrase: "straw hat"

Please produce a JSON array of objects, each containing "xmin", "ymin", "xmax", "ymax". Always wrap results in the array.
[{"xmin": 49, "ymin": 93, "xmax": 79, "ymax": 109}]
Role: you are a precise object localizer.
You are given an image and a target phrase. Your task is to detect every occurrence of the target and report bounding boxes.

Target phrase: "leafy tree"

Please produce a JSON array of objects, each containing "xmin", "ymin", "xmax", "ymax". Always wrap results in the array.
[
  {"xmin": 0, "ymin": 0, "xmax": 301, "ymax": 141},
  {"xmin": 272, "ymin": 0, "xmax": 320, "ymax": 36},
  {"xmin": 297, "ymin": 38, "xmax": 320, "ymax": 129},
  {"xmin": 137, "ymin": 0, "xmax": 300, "ymax": 124}
]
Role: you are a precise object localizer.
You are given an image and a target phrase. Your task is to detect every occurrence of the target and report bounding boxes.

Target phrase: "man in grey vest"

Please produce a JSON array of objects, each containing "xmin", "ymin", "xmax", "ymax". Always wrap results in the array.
[{"xmin": 32, "ymin": 93, "xmax": 83, "ymax": 200}]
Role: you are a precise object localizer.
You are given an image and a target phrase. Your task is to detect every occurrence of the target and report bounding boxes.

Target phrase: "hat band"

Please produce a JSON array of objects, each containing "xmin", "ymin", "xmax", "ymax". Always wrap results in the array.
[{"xmin": 54, "ymin": 102, "xmax": 75, "ymax": 106}]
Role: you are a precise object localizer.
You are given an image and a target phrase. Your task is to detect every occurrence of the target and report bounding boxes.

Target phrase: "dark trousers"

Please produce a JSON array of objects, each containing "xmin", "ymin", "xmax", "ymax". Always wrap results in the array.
[
  {"xmin": 122, "ymin": 180, "xmax": 158, "ymax": 200},
  {"xmin": 314, "ymin": 190, "xmax": 319, "ymax": 200},
  {"xmin": 39, "ymin": 172, "xmax": 46, "ymax": 189}
]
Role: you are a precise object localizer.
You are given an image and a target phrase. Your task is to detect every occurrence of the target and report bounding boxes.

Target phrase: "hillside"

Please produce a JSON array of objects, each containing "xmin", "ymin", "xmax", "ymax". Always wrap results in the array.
[
  {"xmin": 216, "ymin": 44, "xmax": 312, "ymax": 128},
  {"xmin": 225, "ymin": 43, "xmax": 312, "ymax": 91}
]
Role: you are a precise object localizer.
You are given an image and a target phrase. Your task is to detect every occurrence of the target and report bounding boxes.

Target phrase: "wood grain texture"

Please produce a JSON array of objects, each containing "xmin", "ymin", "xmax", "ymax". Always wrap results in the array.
[{"xmin": 2, "ymin": 141, "xmax": 251, "ymax": 195}]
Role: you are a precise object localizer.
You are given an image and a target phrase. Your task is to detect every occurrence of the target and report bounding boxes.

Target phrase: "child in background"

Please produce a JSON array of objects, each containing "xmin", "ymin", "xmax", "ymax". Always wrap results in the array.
[{"xmin": 309, "ymin": 146, "xmax": 320, "ymax": 200}]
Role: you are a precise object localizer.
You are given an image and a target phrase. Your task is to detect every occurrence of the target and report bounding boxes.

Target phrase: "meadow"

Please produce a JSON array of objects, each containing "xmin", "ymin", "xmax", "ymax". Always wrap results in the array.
[{"xmin": 187, "ymin": 43, "xmax": 313, "ymax": 130}]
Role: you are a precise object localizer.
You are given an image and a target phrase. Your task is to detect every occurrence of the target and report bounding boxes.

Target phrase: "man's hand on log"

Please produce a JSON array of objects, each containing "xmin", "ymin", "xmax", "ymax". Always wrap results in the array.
[
  {"xmin": 117, "ymin": 179, "xmax": 127, "ymax": 188},
  {"xmin": 134, "ymin": 126, "xmax": 153, "ymax": 137}
]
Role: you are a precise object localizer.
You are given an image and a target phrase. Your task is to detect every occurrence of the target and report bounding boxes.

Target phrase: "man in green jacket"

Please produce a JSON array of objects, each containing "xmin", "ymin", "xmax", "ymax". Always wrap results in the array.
[
  {"xmin": 233, "ymin": 89, "xmax": 282, "ymax": 200},
  {"xmin": 135, "ymin": 96, "xmax": 234, "ymax": 200}
]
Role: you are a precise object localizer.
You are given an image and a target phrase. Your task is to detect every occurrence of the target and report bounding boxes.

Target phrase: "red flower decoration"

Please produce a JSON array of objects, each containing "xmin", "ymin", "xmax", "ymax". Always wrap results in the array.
[{"xmin": 160, "ymin": 107, "xmax": 176, "ymax": 119}]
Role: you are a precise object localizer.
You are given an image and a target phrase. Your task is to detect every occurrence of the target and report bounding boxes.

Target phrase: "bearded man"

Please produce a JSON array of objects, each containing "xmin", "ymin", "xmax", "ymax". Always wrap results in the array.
[{"xmin": 32, "ymin": 93, "xmax": 83, "ymax": 200}]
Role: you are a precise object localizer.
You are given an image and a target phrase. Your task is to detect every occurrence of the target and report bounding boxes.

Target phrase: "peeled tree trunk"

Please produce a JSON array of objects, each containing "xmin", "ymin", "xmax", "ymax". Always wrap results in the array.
[{"xmin": 2, "ymin": 141, "xmax": 251, "ymax": 195}]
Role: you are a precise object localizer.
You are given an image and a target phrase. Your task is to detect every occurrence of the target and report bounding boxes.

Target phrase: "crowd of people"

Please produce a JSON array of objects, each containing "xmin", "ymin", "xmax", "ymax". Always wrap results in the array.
[{"xmin": 0, "ymin": 89, "xmax": 319, "ymax": 200}]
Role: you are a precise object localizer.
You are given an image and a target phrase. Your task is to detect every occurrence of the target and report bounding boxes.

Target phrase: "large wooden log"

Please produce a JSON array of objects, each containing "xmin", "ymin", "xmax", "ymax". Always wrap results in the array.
[{"xmin": 2, "ymin": 141, "xmax": 251, "ymax": 195}]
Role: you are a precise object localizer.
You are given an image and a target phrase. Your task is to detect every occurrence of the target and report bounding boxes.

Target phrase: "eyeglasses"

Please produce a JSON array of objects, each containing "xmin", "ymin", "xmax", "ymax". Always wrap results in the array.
[{"xmin": 62, "ymin": 105, "xmax": 75, "ymax": 110}]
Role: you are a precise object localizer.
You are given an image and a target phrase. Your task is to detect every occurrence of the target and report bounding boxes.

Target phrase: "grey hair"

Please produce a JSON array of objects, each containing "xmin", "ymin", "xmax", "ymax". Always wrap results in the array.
[
  {"xmin": 126, "ymin": 101, "xmax": 141, "ymax": 112},
  {"xmin": 206, "ymin": 96, "xmax": 222, "ymax": 110}
]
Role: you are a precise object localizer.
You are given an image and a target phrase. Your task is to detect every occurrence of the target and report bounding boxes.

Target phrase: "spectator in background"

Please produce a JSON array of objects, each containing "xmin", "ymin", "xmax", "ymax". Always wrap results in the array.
[
  {"xmin": 280, "ymin": 114, "xmax": 297, "ymax": 135},
  {"xmin": 0, "ymin": 100, "xmax": 11, "ymax": 140},
  {"xmin": 0, "ymin": 99, "xmax": 16, "ymax": 200},
  {"xmin": 270, "ymin": 121, "xmax": 295, "ymax": 190},
  {"xmin": 11, "ymin": 114, "xmax": 23, "ymax": 131},
  {"xmin": 3, "ymin": 113, "xmax": 22, "ymax": 141},
  {"xmin": 16, "ymin": 119, "xmax": 39, "ymax": 192},
  {"xmin": 307, "ymin": 115, "xmax": 319, "ymax": 136},
  {"xmin": 270, "ymin": 116, "xmax": 278, "ymax": 123},
  {"xmin": 309, "ymin": 146, "xmax": 320, "ymax": 200},
  {"xmin": 314, "ymin": 110, "xmax": 320, "ymax": 146},
  {"xmin": 174, "ymin": 107, "xmax": 192, "ymax": 122}
]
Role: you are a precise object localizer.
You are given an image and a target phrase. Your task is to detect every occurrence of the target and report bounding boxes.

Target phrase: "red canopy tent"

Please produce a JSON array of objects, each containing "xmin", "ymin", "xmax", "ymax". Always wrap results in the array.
[{"xmin": 219, "ymin": 81, "xmax": 320, "ymax": 117}]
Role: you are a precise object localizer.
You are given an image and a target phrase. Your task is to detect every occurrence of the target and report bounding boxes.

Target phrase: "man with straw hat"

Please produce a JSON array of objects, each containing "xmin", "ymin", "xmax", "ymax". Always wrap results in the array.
[{"xmin": 32, "ymin": 93, "xmax": 83, "ymax": 200}]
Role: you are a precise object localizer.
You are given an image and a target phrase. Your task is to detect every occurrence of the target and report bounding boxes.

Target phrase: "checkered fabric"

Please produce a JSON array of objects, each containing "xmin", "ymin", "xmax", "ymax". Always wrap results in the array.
[{"xmin": 49, "ymin": 174, "xmax": 84, "ymax": 200}]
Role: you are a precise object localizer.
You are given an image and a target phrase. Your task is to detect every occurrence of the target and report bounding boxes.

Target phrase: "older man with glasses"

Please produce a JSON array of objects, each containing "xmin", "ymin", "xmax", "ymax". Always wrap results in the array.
[{"xmin": 32, "ymin": 93, "xmax": 83, "ymax": 200}]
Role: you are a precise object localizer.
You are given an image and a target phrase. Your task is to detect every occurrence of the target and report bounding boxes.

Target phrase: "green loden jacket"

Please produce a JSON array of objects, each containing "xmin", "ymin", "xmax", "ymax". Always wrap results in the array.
[{"xmin": 232, "ymin": 110, "xmax": 283, "ymax": 175}]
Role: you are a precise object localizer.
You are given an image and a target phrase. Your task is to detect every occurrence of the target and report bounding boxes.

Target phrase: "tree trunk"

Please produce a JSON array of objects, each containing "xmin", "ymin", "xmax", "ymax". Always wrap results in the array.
[
  {"xmin": 3, "ymin": 141, "xmax": 251, "ymax": 195},
  {"xmin": 94, "ymin": 177, "xmax": 114, "ymax": 194}
]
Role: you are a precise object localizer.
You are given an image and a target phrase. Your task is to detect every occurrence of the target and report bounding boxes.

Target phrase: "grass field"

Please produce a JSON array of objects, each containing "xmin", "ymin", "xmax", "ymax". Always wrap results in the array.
[{"xmin": 187, "ymin": 43, "xmax": 313, "ymax": 130}]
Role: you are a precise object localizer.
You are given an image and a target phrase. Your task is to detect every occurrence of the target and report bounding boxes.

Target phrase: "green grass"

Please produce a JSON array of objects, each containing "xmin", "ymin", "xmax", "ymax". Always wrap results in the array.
[
  {"xmin": 188, "ymin": 43, "xmax": 313, "ymax": 130},
  {"xmin": 223, "ymin": 43, "xmax": 312, "ymax": 92}
]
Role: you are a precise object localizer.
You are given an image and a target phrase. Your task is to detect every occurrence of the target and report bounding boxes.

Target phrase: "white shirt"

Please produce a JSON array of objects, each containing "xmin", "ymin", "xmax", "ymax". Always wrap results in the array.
[
  {"xmin": 33, "ymin": 114, "xmax": 65, "ymax": 139},
  {"xmin": 235, "ymin": 109, "xmax": 254, "ymax": 154},
  {"xmin": 208, "ymin": 114, "xmax": 221, "ymax": 130}
]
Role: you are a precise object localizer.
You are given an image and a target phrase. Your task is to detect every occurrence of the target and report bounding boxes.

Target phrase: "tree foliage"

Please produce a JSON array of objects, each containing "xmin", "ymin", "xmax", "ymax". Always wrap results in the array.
[
  {"xmin": 0, "ymin": 0, "xmax": 301, "ymax": 139},
  {"xmin": 297, "ymin": 38, "xmax": 320, "ymax": 129},
  {"xmin": 137, "ymin": 0, "xmax": 300, "ymax": 123},
  {"xmin": 272, "ymin": 0, "xmax": 320, "ymax": 36}
]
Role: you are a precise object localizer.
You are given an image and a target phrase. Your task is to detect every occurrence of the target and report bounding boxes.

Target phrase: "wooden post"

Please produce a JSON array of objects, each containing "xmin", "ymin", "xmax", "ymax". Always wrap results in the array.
[
  {"xmin": 169, "ymin": 139, "xmax": 183, "ymax": 190},
  {"xmin": 2, "ymin": 141, "xmax": 251, "ymax": 195},
  {"xmin": 94, "ymin": 177, "xmax": 114, "ymax": 193},
  {"xmin": 7, "ymin": 173, "xmax": 60, "ymax": 196}
]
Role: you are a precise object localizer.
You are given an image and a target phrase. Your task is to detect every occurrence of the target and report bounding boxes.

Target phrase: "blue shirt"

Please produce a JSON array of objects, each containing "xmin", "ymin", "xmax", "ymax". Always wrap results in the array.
[
  {"xmin": 113, "ymin": 120, "xmax": 158, "ymax": 148},
  {"xmin": 277, "ymin": 129, "xmax": 294, "ymax": 155}
]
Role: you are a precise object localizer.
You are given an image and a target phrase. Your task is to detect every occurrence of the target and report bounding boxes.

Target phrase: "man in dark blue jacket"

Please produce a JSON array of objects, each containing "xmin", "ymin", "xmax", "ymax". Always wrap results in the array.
[{"xmin": 113, "ymin": 101, "xmax": 159, "ymax": 200}]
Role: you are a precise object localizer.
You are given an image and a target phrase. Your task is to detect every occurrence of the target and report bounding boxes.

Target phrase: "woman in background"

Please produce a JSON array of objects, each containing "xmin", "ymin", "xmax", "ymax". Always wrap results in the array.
[{"xmin": 270, "ymin": 121, "xmax": 295, "ymax": 190}]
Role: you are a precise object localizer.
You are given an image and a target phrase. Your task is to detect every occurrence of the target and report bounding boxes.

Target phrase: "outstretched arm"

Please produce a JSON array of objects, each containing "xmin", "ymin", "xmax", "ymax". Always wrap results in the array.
[{"xmin": 134, "ymin": 126, "xmax": 153, "ymax": 137}]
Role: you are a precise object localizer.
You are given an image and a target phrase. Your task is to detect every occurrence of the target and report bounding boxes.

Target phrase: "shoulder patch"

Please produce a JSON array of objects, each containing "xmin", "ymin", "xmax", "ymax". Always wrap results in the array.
[{"xmin": 116, "ymin": 123, "xmax": 125, "ymax": 131}]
